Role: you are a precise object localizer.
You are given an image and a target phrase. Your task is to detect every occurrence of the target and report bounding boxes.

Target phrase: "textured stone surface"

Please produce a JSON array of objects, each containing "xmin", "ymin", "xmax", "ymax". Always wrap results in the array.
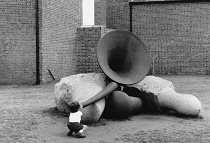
[
  {"xmin": 131, "ymin": 76, "xmax": 201, "ymax": 116},
  {"xmin": 54, "ymin": 73, "xmax": 106, "ymax": 123},
  {"xmin": 158, "ymin": 87, "xmax": 202, "ymax": 116},
  {"xmin": 129, "ymin": 75, "xmax": 175, "ymax": 95}
]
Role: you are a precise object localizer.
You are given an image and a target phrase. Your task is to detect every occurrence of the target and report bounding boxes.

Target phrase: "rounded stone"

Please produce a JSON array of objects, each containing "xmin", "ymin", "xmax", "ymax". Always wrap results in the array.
[
  {"xmin": 54, "ymin": 73, "xmax": 107, "ymax": 124},
  {"xmin": 104, "ymin": 91, "xmax": 132, "ymax": 119}
]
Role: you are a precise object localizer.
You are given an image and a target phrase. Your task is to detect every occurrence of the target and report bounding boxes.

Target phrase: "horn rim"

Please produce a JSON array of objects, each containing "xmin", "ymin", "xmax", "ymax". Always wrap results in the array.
[{"xmin": 97, "ymin": 30, "xmax": 151, "ymax": 85}]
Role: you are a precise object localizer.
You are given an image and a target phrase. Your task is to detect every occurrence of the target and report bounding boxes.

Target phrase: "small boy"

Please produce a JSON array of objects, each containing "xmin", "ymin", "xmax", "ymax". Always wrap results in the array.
[{"xmin": 67, "ymin": 101, "xmax": 88, "ymax": 138}]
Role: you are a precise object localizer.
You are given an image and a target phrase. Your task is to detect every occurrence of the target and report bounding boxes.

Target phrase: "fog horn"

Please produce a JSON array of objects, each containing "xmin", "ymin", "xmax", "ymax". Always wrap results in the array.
[{"xmin": 81, "ymin": 30, "xmax": 151, "ymax": 107}]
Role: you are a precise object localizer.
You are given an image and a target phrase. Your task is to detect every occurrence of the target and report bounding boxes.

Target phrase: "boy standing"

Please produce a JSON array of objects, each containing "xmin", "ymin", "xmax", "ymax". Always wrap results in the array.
[{"xmin": 67, "ymin": 101, "xmax": 88, "ymax": 138}]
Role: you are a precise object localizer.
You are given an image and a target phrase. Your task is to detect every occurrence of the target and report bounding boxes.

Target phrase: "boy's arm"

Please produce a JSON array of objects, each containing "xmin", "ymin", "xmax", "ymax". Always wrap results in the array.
[{"xmin": 79, "ymin": 102, "xmax": 83, "ymax": 109}]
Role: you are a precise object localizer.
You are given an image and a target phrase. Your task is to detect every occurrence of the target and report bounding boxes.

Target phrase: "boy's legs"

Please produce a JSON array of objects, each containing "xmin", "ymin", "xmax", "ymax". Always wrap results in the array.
[
  {"xmin": 67, "ymin": 122, "xmax": 87, "ymax": 138},
  {"xmin": 82, "ymin": 125, "xmax": 88, "ymax": 132},
  {"xmin": 67, "ymin": 122, "xmax": 76, "ymax": 136},
  {"xmin": 76, "ymin": 124, "xmax": 88, "ymax": 138},
  {"xmin": 67, "ymin": 130, "xmax": 73, "ymax": 136}
]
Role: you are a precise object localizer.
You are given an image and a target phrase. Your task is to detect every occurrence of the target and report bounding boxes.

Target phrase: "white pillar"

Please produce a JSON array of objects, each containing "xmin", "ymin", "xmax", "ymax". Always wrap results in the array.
[{"xmin": 82, "ymin": 0, "xmax": 94, "ymax": 26}]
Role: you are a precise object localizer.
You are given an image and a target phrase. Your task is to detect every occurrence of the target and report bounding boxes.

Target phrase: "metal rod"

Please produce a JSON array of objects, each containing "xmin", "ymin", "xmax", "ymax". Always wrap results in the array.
[
  {"xmin": 36, "ymin": 0, "xmax": 40, "ymax": 85},
  {"xmin": 129, "ymin": 3, "xmax": 133, "ymax": 33}
]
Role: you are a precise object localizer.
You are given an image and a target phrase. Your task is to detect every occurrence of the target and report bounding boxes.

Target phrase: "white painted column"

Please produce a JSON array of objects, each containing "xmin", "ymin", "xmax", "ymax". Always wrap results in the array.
[{"xmin": 82, "ymin": 0, "xmax": 94, "ymax": 26}]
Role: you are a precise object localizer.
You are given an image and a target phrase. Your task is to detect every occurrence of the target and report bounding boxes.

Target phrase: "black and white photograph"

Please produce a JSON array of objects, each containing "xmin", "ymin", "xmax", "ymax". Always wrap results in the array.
[{"xmin": 0, "ymin": 0, "xmax": 210, "ymax": 142}]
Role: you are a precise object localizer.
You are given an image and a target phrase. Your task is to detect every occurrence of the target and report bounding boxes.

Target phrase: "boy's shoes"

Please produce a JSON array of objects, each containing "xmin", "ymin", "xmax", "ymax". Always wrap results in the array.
[
  {"xmin": 67, "ymin": 131, "xmax": 73, "ymax": 136},
  {"xmin": 83, "ymin": 125, "xmax": 88, "ymax": 131},
  {"xmin": 76, "ymin": 132, "xmax": 86, "ymax": 138}
]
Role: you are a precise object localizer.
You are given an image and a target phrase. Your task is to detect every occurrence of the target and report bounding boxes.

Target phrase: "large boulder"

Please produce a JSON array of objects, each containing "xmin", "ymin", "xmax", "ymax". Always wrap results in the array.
[
  {"xmin": 54, "ymin": 73, "xmax": 107, "ymax": 124},
  {"xmin": 123, "ymin": 75, "xmax": 176, "ymax": 113},
  {"xmin": 129, "ymin": 75, "xmax": 175, "ymax": 95},
  {"xmin": 129, "ymin": 75, "xmax": 201, "ymax": 116},
  {"xmin": 54, "ymin": 74, "xmax": 177, "ymax": 122}
]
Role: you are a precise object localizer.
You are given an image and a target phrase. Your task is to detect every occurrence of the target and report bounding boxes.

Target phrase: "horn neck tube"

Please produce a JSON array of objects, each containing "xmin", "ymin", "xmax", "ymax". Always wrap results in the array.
[{"xmin": 81, "ymin": 82, "xmax": 118, "ymax": 108}]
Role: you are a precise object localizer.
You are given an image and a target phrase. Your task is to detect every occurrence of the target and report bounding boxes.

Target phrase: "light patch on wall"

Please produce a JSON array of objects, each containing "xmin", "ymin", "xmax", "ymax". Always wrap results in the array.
[{"xmin": 82, "ymin": 0, "xmax": 94, "ymax": 26}]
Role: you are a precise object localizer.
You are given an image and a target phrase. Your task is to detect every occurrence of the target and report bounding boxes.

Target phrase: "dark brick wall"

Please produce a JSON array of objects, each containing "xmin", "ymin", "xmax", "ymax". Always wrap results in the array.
[
  {"xmin": 0, "ymin": 0, "xmax": 36, "ymax": 84},
  {"xmin": 76, "ymin": 26, "xmax": 113, "ymax": 73},
  {"xmin": 94, "ymin": 0, "xmax": 106, "ymax": 25},
  {"xmin": 39, "ymin": 0, "xmax": 82, "ymax": 83},
  {"xmin": 106, "ymin": 2, "xmax": 130, "ymax": 31},
  {"xmin": 106, "ymin": 1, "xmax": 210, "ymax": 75},
  {"xmin": 132, "ymin": 2, "xmax": 210, "ymax": 74}
]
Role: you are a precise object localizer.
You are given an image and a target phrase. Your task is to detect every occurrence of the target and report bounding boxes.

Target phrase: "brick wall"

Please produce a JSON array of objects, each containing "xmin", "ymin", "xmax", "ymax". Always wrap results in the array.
[
  {"xmin": 131, "ymin": 2, "xmax": 210, "ymax": 74},
  {"xmin": 39, "ymin": 0, "xmax": 82, "ymax": 83},
  {"xmin": 106, "ymin": 1, "xmax": 210, "ymax": 75},
  {"xmin": 76, "ymin": 26, "xmax": 113, "ymax": 73},
  {"xmin": 2, "ymin": 0, "xmax": 209, "ymax": 85},
  {"xmin": 0, "ymin": 0, "xmax": 36, "ymax": 84},
  {"xmin": 106, "ymin": 2, "xmax": 130, "ymax": 31},
  {"xmin": 94, "ymin": 0, "xmax": 106, "ymax": 26}
]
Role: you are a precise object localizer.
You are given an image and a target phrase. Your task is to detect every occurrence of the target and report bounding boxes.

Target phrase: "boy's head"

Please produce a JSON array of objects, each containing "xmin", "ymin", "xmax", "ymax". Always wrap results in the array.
[{"xmin": 69, "ymin": 101, "xmax": 81, "ymax": 113}]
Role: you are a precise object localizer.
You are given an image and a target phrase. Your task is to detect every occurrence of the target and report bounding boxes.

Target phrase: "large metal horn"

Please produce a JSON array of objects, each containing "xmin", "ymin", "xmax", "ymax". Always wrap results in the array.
[{"xmin": 81, "ymin": 30, "xmax": 151, "ymax": 107}]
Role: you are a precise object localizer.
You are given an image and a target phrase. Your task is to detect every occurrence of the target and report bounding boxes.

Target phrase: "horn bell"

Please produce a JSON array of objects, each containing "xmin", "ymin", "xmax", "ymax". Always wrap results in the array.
[{"xmin": 97, "ymin": 30, "xmax": 151, "ymax": 85}]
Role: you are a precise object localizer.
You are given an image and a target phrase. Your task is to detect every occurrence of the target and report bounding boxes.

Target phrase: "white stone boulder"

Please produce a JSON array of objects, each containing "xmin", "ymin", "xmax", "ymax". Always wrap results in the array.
[
  {"xmin": 130, "ymin": 75, "xmax": 201, "ymax": 116},
  {"xmin": 54, "ymin": 73, "xmax": 177, "ymax": 122},
  {"xmin": 129, "ymin": 75, "xmax": 175, "ymax": 95},
  {"xmin": 54, "ymin": 73, "xmax": 107, "ymax": 124}
]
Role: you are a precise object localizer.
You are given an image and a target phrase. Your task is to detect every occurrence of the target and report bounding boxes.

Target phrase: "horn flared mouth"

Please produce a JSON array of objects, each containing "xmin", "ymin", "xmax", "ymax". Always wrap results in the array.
[{"xmin": 97, "ymin": 30, "xmax": 151, "ymax": 85}]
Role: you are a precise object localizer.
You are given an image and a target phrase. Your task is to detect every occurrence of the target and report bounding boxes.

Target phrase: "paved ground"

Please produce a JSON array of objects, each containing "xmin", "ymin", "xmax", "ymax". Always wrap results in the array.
[{"xmin": 0, "ymin": 75, "xmax": 210, "ymax": 143}]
